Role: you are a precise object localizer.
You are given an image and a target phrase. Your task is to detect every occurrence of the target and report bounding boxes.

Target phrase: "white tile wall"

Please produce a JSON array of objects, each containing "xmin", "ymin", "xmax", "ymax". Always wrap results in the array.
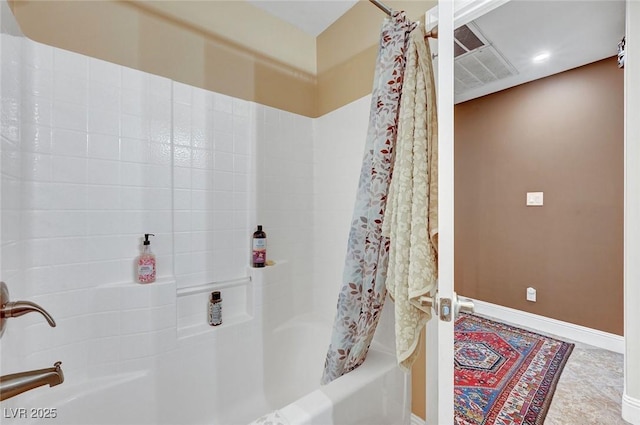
[
  {"xmin": 255, "ymin": 105, "xmax": 315, "ymax": 320},
  {"xmin": 313, "ymin": 96, "xmax": 371, "ymax": 322},
  {"xmin": 0, "ymin": 33, "xmax": 257, "ymax": 391},
  {"xmin": 1, "ymin": 0, "xmax": 378, "ymax": 409},
  {"xmin": 312, "ymin": 95, "xmax": 398, "ymax": 352},
  {"xmin": 1, "ymin": 27, "xmax": 24, "ymax": 327},
  {"xmin": 171, "ymin": 84, "xmax": 254, "ymax": 288},
  {"xmin": 0, "ymin": 27, "xmax": 257, "ymax": 383}
]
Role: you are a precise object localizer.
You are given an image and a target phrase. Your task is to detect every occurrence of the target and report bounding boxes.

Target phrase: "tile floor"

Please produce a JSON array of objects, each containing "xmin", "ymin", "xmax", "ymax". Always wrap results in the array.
[
  {"xmin": 453, "ymin": 314, "xmax": 628, "ymax": 424},
  {"xmin": 545, "ymin": 339, "xmax": 627, "ymax": 425},
  {"xmin": 477, "ymin": 315, "xmax": 628, "ymax": 425}
]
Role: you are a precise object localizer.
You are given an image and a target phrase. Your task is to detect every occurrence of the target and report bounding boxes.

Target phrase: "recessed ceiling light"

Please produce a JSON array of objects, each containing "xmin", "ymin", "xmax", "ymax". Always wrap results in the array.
[{"xmin": 532, "ymin": 52, "xmax": 550, "ymax": 63}]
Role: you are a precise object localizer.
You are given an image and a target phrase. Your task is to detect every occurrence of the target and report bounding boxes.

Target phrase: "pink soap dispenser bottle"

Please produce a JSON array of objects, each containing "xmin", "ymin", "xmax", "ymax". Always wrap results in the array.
[{"xmin": 138, "ymin": 233, "xmax": 156, "ymax": 284}]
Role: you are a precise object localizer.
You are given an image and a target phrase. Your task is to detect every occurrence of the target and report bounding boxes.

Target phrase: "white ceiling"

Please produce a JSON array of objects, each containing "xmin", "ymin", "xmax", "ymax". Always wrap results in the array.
[
  {"xmin": 242, "ymin": 0, "xmax": 625, "ymax": 102},
  {"xmin": 455, "ymin": 0, "xmax": 626, "ymax": 103},
  {"xmin": 246, "ymin": 0, "xmax": 358, "ymax": 36}
]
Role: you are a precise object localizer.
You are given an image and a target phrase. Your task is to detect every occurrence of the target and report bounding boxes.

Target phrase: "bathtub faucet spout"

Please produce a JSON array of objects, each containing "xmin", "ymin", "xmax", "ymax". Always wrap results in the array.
[{"xmin": 0, "ymin": 361, "xmax": 64, "ymax": 401}]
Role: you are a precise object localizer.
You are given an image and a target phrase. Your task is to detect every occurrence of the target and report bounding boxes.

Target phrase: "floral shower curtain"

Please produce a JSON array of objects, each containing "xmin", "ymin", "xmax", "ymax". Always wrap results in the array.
[{"xmin": 321, "ymin": 11, "xmax": 416, "ymax": 385}]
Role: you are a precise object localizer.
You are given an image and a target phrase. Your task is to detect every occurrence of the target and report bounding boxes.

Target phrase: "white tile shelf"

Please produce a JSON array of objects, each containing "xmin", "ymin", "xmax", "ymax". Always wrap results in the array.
[
  {"xmin": 177, "ymin": 312, "xmax": 253, "ymax": 341},
  {"xmin": 176, "ymin": 276, "xmax": 253, "ymax": 339},
  {"xmin": 176, "ymin": 276, "xmax": 251, "ymax": 297}
]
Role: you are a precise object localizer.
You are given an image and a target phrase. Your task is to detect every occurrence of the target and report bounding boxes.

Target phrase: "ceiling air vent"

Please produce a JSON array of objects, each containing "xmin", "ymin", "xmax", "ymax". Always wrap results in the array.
[
  {"xmin": 454, "ymin": 24, "xmax": 485, "ymax": 57},
  {"xmin": 454, "ymin": 22, "xmax": 518, "ymax": 96}
]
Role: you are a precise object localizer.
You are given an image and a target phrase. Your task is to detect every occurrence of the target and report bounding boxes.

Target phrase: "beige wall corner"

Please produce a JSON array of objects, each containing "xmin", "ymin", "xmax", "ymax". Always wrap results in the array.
[
  {"xmin": 9, "ymin": 0, "xmax": 317, "ymax": 117},
  {"xmin": 10, "ymin": 0, "xmax": 142, "ymax": 69},
  {"xmin": 316, "ymin": 44, "xmax": 378, "ymax": 117},
  {"xmin": 132, "ymin": 0, "xmax": 317, "ymax": 75},
  {"xmin": 316, "ymin": 0, "xmax": 437, "ymax": 116},
  {"xmin": 9, "ymin": 0, "xmax": 438, "ymax": 118},
  {"xmin": 318, "ymin": 0, "xmax": 436, "ymax": 74},
  {"xmin": 411, "ymin": 328, "xmax": 427, "ymax": 420}
]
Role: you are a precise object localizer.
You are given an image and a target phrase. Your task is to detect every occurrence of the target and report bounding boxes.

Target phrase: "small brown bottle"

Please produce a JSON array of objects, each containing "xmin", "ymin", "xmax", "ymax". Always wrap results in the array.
[
  {"xmin": 252, "ymin": 225, "xmax": 267, "ymax": 267},
  {"xmin": 208, "ymin": 291, "xmax": 222, "ymax": 326}
]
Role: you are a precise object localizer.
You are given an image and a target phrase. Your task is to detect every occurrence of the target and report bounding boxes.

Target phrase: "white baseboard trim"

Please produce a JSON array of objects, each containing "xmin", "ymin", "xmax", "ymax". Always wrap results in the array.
[
  {"xmin": 623, "ymin": 393, "xmax": 640, "ymax": 424},
  {"xmin": 468, "ymin": 298, "xmax": 624, "ymax": 354},
  {"xmin": 410, "ymin": 413, "xmax": 425, "ymax": 425}
]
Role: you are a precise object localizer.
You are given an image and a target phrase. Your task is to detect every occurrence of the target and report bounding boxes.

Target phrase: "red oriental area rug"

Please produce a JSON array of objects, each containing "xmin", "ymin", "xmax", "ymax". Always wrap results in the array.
[{"xmin": 454, "ymin": 314, "xmax": 574, "ymax": 425}]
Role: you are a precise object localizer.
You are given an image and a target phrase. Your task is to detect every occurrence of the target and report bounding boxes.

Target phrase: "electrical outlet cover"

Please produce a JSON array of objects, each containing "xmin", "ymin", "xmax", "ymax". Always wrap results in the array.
[{"xmin": 526, "ymin": 287, "xmax": 537, "ymax": 302}]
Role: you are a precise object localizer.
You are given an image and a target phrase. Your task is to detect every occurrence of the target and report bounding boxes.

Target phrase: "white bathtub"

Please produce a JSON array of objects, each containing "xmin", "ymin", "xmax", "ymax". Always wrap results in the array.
[
  {"xmin": 1, "ymin": 372, "xmax": 155, "ymax": 425},
  {"xmin": 258, "ymin": 318, "xmax": 411, "ymax": 425},
  {"xmin": 2, "ymin": 317, "xmax": 409, "ymax": 425},
  {"xmin": 1, "ymin": 261, "xmax": 409, "ymax": 425},
  {"xmin": 274, "ymin": 345, "xmax": 410, "ymax": 425}
]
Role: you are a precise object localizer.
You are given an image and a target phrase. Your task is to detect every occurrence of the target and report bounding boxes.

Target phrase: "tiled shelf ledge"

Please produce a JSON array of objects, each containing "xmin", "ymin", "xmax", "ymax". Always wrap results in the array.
[
  {"xmin": 97, "ymin": 277, "xmax": 177, "ymax": 288},
  {"xmin": 177, "ymin": 312, "xmax": 253, "ymax": 341},
  {"xmin": 247, "ymin": 260, "xmax": 288, "ymax": 286},
  {"xmin": 176, "ymin": 276, "xmax": 251, "ymax": 297},
  {"xmin": 95, "ymin": 278, "xmax": 177, "ymax": 309},
  {"xmin": 177, "ymin": 276, "xmax": 253, "ymax": 340}
]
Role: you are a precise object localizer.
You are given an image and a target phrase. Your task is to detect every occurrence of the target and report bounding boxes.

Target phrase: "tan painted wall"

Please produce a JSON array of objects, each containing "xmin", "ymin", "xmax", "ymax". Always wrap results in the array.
[
  {"xmin": 411, "ymin": 328, "xmax": 426, "ymax": 419},
  {"xmin": 10, "ymin": 0, "xmax": 435, "ymax": 117},
  {"xmin": 316, "ymin": 0, "xmax": 436, "ymax": 116},
  {"xmin": 10, "ymin": 0, "xmax": 318, "ymax": 116},
  {"xmin": 133, "ymin": 0, "xmax": 317, "ymax": 74},
  {"xmin": 455, "ymin": 57, "xmax": 624, "ymax": 335}
]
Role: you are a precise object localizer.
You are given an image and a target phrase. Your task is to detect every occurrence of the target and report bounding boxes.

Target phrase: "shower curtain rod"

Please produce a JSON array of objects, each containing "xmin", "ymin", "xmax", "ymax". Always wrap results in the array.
[
  {"xmin": 370, "ymin": 0, "xmax": 392, "ymax": 16},
  {"xmin": 368, "ymin": 0, "xmax": 439, "ymax": 38}
]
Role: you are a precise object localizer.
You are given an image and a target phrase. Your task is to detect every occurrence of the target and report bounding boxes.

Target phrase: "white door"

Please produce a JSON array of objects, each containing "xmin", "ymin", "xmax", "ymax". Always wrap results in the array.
[
  {"xmin": 425, "ymin": 1, "xmax": 455, "ymax": 423},
  {"xmin": 425, "ymin": 1, "xmax": 510, "ymax": 423}
]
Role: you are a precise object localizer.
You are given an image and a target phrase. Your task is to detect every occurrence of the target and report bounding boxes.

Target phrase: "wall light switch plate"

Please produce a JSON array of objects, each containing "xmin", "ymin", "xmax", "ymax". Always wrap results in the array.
[{"xmin": 526, "ymin": 192, "xmax": 544, "ymax": 206}]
